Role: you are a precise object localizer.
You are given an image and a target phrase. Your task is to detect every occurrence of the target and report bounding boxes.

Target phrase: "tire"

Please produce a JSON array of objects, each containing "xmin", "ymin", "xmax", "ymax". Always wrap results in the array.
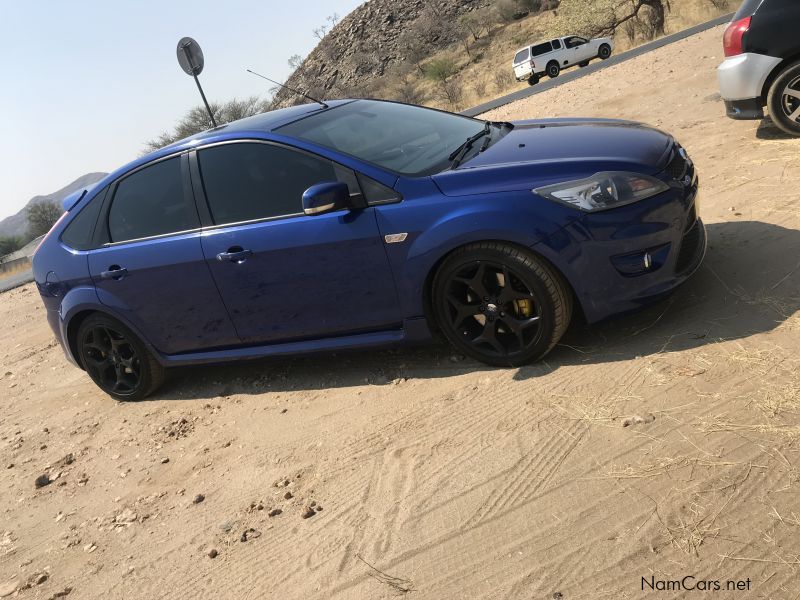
[
  {"xmin": 76, "ymin": 314, "xmax": 166, "ymax": 401},
  {"xmin": 546, "ymin": 61, "xmax": 560, "ymax": 78},
  {"xmin": 527, "ymin": 74, "xmax": 540, "ymax": 86},
  {"xmin": 432, "ymin": 242, "xmax": 572, "ymax": 367},
  {"xmin": 579, "ymin": 60, "xmax": 590, "ymax": 68},
  {"xmin": 598, "ymin": 44, "xmax": 612, "ymax": 60},
  {"xmin": 767, "ymin": 61, "xmax": 800, "ymax": 137}
]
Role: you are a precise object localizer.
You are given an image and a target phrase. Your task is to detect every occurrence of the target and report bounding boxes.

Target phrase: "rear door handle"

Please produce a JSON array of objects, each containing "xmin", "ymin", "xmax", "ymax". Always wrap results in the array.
[
  {"xmin": 216, "ymin": 248, "xmax": 253, "ymax": 263},
  {"xmin": 100, "ymin": 266, "xmax": 128, "ymax": 280}
]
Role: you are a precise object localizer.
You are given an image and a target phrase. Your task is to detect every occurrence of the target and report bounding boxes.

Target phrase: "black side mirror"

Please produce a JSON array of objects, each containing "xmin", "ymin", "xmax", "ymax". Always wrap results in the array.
[{"xmin": 302, "ymin": 181, "xmax": 352, "ymax": 216}]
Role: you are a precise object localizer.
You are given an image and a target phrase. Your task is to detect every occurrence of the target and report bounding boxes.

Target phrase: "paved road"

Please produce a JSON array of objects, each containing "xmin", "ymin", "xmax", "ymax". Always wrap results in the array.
[
  {"xmin": 462, "ymin": 13, "xmax": 733, "ymax": 117},
  {"xmin": 0, "ymin": 269, "xmax": 33, "ymax": 293}
]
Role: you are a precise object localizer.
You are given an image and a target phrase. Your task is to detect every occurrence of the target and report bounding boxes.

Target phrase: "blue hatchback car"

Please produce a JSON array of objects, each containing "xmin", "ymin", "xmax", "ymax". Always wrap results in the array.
[{"xmin": 33, "ymin": 99, "xmax": 704, "ymax": 400}]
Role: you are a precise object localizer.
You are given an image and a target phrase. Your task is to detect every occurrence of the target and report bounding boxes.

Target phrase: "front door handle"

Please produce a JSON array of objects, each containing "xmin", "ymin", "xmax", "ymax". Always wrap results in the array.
[
  {"xmin": 216, "ymin": 247, "xmax": 253, "ymax": 264},
  {"xmin": 100, "ymin": 265, "xmax": 128, "ymax": 280}
]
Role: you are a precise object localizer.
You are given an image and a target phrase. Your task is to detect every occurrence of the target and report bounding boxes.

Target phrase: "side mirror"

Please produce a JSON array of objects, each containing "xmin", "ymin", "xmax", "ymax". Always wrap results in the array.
[{"xmin": 302, "ymin": 181, "xmax": 351, "ymax": 216}]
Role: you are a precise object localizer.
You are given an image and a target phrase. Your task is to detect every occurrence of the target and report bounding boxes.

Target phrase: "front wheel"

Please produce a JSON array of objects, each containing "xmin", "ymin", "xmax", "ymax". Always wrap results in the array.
[
  {"xmin": 77, "ymin": 314, "xmax": 166, "ymax": 401},
  {"xmin": 598, "ymin": 44, "xmax": 612, "ymax": 60},
  {"xmin": 767, "ymin": 61, "xmax": 800, "ymax": 136},
  {"xmin": 546, "ymin": 62, "xmax": 560, "ymax": 78},
  {"xmin": 432, "ymin": 243, "xmax": 572, "ymax": 367}
]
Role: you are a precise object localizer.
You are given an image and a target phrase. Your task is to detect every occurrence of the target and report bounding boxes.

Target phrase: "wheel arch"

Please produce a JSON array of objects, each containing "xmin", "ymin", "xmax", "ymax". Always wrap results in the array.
[
  {"xmin": 64, "ymin": 306, "xmax": 165, "ymax": 369},
  {"xmin": 421, "ymin": 239, "xmax": 580, "ymax": 334},
  {"xmin": 762, "ymin": 55, "xmax": 800, "ymax": 102}
]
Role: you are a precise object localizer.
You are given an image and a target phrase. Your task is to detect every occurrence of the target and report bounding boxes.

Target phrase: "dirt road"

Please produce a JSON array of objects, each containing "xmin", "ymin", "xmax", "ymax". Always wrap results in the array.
[{"xmin": 2, "ymin": 26, "xmax": 799, "ymax": 599}]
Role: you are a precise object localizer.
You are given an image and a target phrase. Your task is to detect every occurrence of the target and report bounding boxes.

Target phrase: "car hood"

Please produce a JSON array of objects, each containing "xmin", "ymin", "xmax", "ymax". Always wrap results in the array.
[{"xmin": 432, "ymin": 118, "xmax": 674, "ymax": 197}]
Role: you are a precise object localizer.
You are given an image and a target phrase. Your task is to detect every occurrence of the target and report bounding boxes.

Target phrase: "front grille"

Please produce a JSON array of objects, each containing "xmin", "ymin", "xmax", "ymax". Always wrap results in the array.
[{"xmin": 675, "ymin": 219, "xmax": 702, "ymax": 273}]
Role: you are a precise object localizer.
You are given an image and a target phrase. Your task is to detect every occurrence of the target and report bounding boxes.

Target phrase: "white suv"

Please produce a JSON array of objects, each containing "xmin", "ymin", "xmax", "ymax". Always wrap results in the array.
[{"xmin": 512, "ymin": 36, "xmax": 614, "ymax": 85}]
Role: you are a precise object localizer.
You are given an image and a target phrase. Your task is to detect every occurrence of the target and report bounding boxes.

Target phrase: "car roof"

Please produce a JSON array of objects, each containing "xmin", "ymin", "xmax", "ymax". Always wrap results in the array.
[
  {"xmin": 92, "ymin": 99, "xmax": 357, "ymax": 191},
  {"xmin": 515, "ymin": 37, "xmax": 566, "ymax": 52}
]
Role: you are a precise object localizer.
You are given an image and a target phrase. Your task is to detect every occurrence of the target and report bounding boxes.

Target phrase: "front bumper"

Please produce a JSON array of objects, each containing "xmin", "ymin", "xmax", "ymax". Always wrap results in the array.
[{"xmin": 536, "ymin": 160, "xmax": 705, "ymax": 323}]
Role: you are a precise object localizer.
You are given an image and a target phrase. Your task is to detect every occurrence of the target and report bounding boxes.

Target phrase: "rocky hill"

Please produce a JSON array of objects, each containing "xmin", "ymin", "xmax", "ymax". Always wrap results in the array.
[
  {"xmin": 0, "ymin": 172, "xmax": 107, "ymax": 239},
  {"xmin": 271, "ymin": 0, "xmax": 493, "ymax": 108}
]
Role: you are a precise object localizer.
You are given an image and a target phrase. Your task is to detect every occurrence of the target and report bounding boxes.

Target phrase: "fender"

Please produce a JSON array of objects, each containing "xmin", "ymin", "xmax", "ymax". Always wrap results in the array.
[
  {"xmin": 375, "ymin": 189, "xmax": 570, "ymax": 318},
  {"xmin": 59, "ymin": 285, "xmax": 166, "ymax": 367}
]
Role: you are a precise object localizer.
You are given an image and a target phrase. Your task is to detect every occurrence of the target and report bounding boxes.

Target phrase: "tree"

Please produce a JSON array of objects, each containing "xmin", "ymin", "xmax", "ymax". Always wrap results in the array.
[
  {"xmin": 27, "ymin": 201, "xmax": 63, "ymax": 239},
  {"xmin": 398, "ymin": 30, "xmax": 427, "ymax": 74},
  {"xmin": 568, "ymin": 0, "xmax": 671, "ymax": 38},
  {"xmin": 144, "ymin": 96, "xmax": 271, "ymax": 152},
  {"xmin": 312, "ymin": 24, "xmax": 327, "ymax": 41},
  {"xmin": 424, "ymin": 57, "xmax": 459, "ymax": 84},
  {"xmin": 0, "ymin": 236, "xmax": 24, "ymax": 256},
  {"xmin": 287, "ymin": 54, "xmax": 303, "ymax": 70}
]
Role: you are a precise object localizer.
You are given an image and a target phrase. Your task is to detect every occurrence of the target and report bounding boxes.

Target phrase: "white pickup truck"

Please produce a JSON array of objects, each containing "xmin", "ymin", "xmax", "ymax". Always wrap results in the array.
[{"xmin": 512, "ymin": 36, "xmax": 614, "ymax": 85}]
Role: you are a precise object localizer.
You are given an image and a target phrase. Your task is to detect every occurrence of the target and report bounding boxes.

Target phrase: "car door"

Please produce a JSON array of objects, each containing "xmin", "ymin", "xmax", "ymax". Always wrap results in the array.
[
  {"xmin": 550, "ymin": 38, "xmax": 565, "ymax": 65},
  {"xmin": 565, "ymin": 36, "xmax": 593, "ymax": 62},
  {"xmin": 513, "ymin": 47, "xmax": 531, "ymax": 78},
  {"xmin": 193, "ymin": 141, "xmax": 402, "ymax": 345},
  {"xmin": 88, "ymin": 154, "xmax": 240, "ymax": 355}
]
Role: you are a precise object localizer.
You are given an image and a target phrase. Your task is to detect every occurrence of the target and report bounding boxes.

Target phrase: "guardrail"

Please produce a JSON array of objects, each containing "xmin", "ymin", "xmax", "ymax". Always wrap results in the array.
[{"xmin": 462, "ymin": 13, "xmax": 733, "ymax": 117}]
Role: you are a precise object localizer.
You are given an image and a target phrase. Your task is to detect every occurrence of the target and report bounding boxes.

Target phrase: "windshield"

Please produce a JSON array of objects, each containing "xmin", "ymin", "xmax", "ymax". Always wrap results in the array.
[{"xmin": 276, "ymin": 100, "xmax": 489, "ymax": 176}]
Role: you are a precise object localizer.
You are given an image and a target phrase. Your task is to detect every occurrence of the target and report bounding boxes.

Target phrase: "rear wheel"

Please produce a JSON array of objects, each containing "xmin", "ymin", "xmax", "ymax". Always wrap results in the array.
[
  {"xmin": 527, "ymin": 74, "xmax": 540, "ymax": 86},
  {"xmin": 767, "ymin": 61, "xmax": 800, "ymax": 136},
  {"xmin": 546, "ymin": 61, "xmax": 560, "ymax": 78},
  {"xmin": 77, "ymin": 314, "xmax": 165, "ymax": 401},
  {"xmin": 598, "ymin": 44, "xmax": 612, "ymax": 59},
  {"xmin": 432, "ymin": 243, "xmax": 572, "ymax": 367}
]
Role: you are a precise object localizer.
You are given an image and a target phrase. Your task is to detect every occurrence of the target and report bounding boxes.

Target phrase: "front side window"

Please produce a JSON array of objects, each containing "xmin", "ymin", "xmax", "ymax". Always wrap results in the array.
[
  {"xmin": 108, "ymin": 157, "xmax": 197, "ymax": 243},
  {"xmin": 277, "ymin": 100, "xmax": 491, "ymax": 176},
  {"xmin": 514, "ymin": 48, "xmax": 530, "ymax": 63},
  {"xmin": 565, "ymin": 36, "xmax": 588, "ymax": 48},
  {"xmin": 197, "ymin": 143, "xmax": 358, "ymax": 225},
  {"xmin": 531, "ymin": 41, "xmax": 553, "ymax": 57}
]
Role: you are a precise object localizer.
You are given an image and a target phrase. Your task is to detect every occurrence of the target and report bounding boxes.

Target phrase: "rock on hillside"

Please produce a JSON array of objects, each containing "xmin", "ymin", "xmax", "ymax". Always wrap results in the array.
[
  {"xmin": 271, "ymin": 0, "xmax": 491, "ymax": 108},
  {"xmin": 0, "ymin": 172, "xmax": 107, "ymax": 239}
]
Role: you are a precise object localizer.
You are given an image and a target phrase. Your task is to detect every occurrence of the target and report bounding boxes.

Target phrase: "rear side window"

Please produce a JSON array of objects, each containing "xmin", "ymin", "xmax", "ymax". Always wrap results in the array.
[
  {"xmin": 108, "ymin": 157, "xmax": 197, "ymax": 243},
  {"xmin": 551, "ymin": 39, "xmax": 562, "ymax": 50},
  {"xmin": 531, "ymin": 42, "xmax": 553, "ymax": 57},
  {"xmin": 197, "ymin": 143, "xmax": 358, "ymax": 225},
  {"xmin": 514, "ymin": 48, "xmax": 530, "ymax": 63},
  {"xmin": 61, "ymin": 187, "xmax": 106, "ymax": 250}
]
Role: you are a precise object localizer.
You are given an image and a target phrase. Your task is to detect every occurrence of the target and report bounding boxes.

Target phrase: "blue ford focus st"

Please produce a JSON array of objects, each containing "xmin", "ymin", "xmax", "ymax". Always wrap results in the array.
[{"xmin": 33, "ymin": 99, "xmax": 704, "ymax": 400}]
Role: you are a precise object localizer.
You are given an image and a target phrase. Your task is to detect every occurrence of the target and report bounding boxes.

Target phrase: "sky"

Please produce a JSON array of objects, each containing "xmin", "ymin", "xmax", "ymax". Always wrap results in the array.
[{"xmin": 0, "ymin": 0, "xmax": 363, "ymax": 220}]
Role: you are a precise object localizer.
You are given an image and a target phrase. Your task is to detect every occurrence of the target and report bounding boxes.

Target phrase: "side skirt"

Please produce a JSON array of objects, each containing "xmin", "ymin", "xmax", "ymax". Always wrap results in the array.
[{"xmin": 157, "ymin": 317, "xmax": 433, "ymax": 367}]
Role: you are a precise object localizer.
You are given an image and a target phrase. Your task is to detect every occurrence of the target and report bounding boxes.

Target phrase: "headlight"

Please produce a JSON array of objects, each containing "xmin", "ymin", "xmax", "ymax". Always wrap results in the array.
[{"xmin": 533, "ymin": 172, "xmax": 670, "ymax": 212}]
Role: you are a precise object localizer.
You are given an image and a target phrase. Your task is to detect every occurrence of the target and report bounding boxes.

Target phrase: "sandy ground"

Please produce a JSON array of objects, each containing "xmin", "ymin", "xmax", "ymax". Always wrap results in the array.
[{"xmin": 2, "ymin": 25, "xmax": 800, "ymax": 600}]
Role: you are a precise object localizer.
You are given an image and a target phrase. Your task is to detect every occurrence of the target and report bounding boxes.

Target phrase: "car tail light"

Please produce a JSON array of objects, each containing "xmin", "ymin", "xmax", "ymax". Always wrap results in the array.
[
  {"xmin": 33, "ymin": 211, "xmax": 68, "ymax": 257},
  {"xmin": 723, "ymin": 16, "xmax": 751, "ymax": 57}
]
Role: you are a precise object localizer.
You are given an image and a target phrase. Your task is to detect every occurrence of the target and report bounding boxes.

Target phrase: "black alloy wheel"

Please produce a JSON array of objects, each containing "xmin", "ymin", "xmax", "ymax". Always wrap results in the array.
[
  {"xmin": 768, "ymin": 62, "xmax": 800, "ymax": 136},
  {"xmin": 77, "ymin": 314, "xmax": 165, "ymax": 400},
  {"xmin": 546, "ymin": 62, "xmax": 561, "ymax": 78},
  {"xmin": 433, "ymin": 243, "xmax": 572, "ymax": 367},
  {"xmin": 599, "ymin": 44, "xmax": 612, "ymax": 59}
]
